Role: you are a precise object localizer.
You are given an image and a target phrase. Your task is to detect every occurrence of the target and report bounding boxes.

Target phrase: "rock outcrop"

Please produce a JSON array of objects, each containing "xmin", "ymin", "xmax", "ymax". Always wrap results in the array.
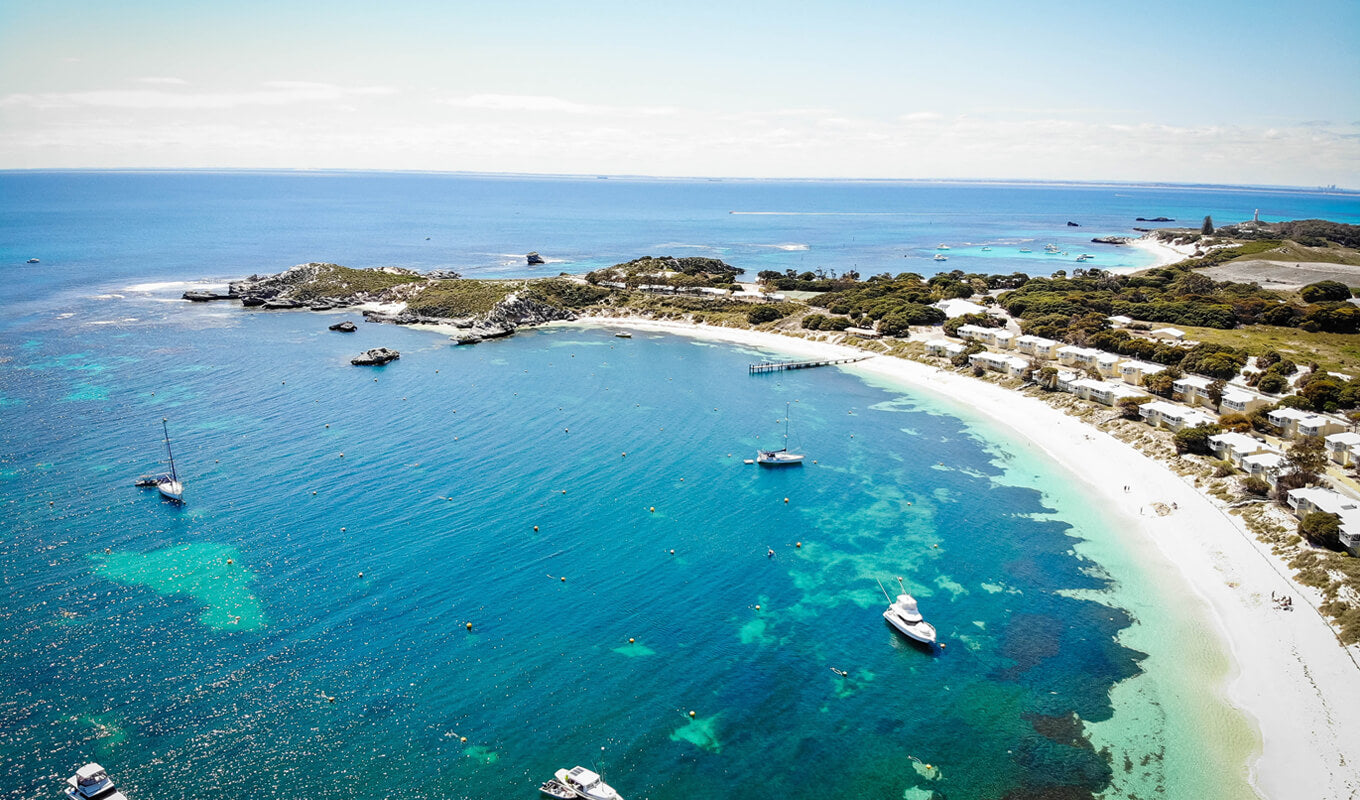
[
  {"xmin": 1091, "ymin": 236, "xmax": 1132, "ymax": 245},
  {"xmin": 329, "ymin": 320, "xmax": 358, "ymax": 332},
  {"xmin": 351, "ymin": 348, "xmax": 400, "ymax": 366},
  {"xmin": 230, "ymin": 262, "xmax": 425, "ymax": 308},
  {"xmin": 1135, "ymin": 217, "xmax": 1174, "ymax": 222},
  {"xmin": 182, "ymin": 290, "xmax": 236, "ymax": 302},
  {"xmin": 526, "ymin": 252, "xmax": 545, "ymax": 265},
  {"xmin": 1066, "ymin": 221, "xmax": 1080, "ymax": 227}
]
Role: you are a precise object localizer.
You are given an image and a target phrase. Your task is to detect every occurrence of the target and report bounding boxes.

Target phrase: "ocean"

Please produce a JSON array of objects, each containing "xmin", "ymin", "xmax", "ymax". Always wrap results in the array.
[{"xmin": 1, "ymin": 172, "xmax": 1355, "ymax": 800}]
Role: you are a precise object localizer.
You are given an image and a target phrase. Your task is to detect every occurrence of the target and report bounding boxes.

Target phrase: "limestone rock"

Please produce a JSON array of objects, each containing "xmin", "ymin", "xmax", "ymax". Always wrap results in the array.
[
  {"xmin": 526, "ymin": 251, "xmax": 545, "ymax": 265},
  {"xmin": 351, "ymin": 347, "xmax": 400, "ymax": 366},
  {"xmin": 182, "ymin": 290, "xmax": 236, "ymax": 302},
  {"xmin": 329, "ymin": 321, "xmax": 358, "ymax": 332}
]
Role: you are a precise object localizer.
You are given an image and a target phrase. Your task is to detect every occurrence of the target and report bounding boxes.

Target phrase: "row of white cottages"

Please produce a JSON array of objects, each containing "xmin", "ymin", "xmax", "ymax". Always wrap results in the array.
[{"xmin": 929, "ymin": 331, "xmax": 1350, "ymax": 442}]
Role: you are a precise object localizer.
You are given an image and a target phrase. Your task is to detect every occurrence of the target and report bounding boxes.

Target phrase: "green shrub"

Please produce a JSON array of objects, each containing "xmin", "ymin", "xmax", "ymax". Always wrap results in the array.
[{"xmin": 747, "ymin": 305, "xmax": 786, "ymax": 325}]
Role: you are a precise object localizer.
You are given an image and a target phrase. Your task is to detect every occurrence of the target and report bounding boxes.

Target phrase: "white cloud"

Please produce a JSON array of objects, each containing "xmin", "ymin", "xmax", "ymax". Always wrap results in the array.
[
  {"xmin": 0, "ymin": 81, "xmax": 396, "ymax": 110},
  {"xmin": 440, "ymin": 93, "xmax": 676, "ymax": 117},
  {"xmin": 0, "ymin": 90, "xmax": 1355, "ymax": 186},
  {"xmin": 137, "ymin": 77, "xmax": 189, "ymax": 86}
]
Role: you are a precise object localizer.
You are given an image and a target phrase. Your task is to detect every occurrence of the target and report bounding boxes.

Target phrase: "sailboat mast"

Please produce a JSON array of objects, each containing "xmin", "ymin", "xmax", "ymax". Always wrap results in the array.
[
  {"xmin": 783, "ymin": 401, "xmax": 791, "ymax": 452},
  {"xmin": 162, "ymin": 418, "xmax": 178, "ymax": 482}
]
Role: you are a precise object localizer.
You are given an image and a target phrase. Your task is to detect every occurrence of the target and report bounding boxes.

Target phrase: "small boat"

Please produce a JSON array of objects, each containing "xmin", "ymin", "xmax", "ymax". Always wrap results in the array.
[
  {"xmin": 756, "ymin": 402, "xmax": 804, "ymax": 466},
  {"xmin": 932, "ymin": 254, "xmax": 948, "ymax": 262},
  {"xmin": 879, "ymin": 578, "xmax": 936, "ymax": 645},
  {"xmin": 980, "ymin": 246, "xmax": 992, "ymax": 251},
  {"xmin": 540, "ymin": 778, "xmax": 583, "ymax": 799},
  {"xmin": 554, "ymin": 767, "xmax": 623, "ymax": 800},
  {"xmin": 28, "ymin": 258, "xmax": 40, "ymax": 264},
  {"xmin": 614, "ymin": 331, "xmax": 632, "ymax": 339},
  {"xmin": 935, "ymin": 243, "xmax": 950, "ymax": 250},
  {"xmin": 65, "ymin": 763, "xmax": 129, "ymax": 800},
  {"xmin": 1018, "ymin": 248, "xmax": 1032, "ymax": 253},
  {"xmin": 156, "ymin": 418, "xmax": 184, "ymax": 503},
  {"xmin": 1075, "ymin": 255, "xmax": 1090, "ymax": 262}
]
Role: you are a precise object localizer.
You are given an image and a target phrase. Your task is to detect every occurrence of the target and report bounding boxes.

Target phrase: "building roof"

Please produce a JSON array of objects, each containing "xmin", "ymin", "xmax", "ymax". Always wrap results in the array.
[
  {"xmin": 1208, "ymin": 432, "xmax": 1266, "ymax": 451},
  {"xmin": 1268, "ymin": 407, "xmax": 1313, "ymax": 422},
  {"xmin": 933, "ymin": 298, "xmax": 989, "ymax": 318},
  {"xmin": 1173, "ymin": 375, "xmax": 1214, "ymax": 390},
  {"xmin": 1325, "ymin": 432, "xmax": 1360, "ymax": 447},
  {"xmin": 1120, "ymin": 359, "xmax": 1165, "ymax": 373},
  {"xmin": 1288, "ymin": 488, "xmax": 1360, "ymax": 530},
  {"xmin": 1015, "ymin": 334, "xmax": 1060, "ymax": 348}
]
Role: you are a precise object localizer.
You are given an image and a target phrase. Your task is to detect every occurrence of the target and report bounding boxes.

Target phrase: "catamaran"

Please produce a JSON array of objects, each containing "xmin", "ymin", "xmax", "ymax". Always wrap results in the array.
[
  {"xmin": 756, "ymin": 402, "xmax": 804, "ymax": 466},
  {"xmin": 156, "ymin": 418, "xmax": 184, "ymax": 503}
]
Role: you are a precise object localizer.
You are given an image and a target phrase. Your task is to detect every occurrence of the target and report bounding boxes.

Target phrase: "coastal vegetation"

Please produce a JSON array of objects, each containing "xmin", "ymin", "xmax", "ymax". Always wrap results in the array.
[
  {"xmin": 405, "ymin": 279, "xmax": 520, "ymax": 317},
  {"xmin": 584, "ymin": 256, "xmax": 742, "ymax": 289}
]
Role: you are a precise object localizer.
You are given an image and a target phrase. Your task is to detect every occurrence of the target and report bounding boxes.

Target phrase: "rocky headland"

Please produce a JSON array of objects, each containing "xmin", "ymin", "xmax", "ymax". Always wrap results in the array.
[{"xmin": 196, "ymin": 261, "xmax": 620, "ymax": 342}]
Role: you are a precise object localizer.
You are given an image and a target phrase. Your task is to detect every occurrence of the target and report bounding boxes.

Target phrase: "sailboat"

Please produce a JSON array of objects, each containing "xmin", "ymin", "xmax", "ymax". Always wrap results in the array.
[
  {"xmin": 756, "ymin": 402, "xmax": 805, "ymax": 466},
  {"xmin": 157, "ymin": 418, "xmax": 184, "ymax": 503}
]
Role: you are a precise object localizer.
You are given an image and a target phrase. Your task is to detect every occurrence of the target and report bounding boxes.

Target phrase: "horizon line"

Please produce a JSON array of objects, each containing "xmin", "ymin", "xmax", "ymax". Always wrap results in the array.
[{"xmin": 0, "ymin": 166, "xmax": 1354, "ymax": 195}]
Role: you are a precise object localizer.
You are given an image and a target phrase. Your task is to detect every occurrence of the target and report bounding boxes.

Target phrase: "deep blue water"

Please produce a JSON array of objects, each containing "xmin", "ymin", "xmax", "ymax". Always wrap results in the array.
[{"xmin": 1, "ymin": 173, "xmax": 1356, "ymax": 800}]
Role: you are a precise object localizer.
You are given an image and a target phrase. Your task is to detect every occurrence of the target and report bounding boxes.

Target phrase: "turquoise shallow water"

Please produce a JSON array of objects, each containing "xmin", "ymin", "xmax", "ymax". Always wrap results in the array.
[
  {"xmin": 3, "ymin": 173, "xmax": 1348, "ymax": 799},
  {"xmin": 0, "ymin": 302, "xmax": 1182, "ymax": 799}
]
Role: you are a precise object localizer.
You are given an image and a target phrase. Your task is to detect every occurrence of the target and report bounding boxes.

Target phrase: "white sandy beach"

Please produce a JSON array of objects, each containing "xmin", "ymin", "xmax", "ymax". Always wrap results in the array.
[
  {"xmin": 1126, "ymin": 235, "xmax": 1198, "ymax": 270},
  {"xmin": 559, "ymin": 316, "xmax": 1360, "ymax": 800}
]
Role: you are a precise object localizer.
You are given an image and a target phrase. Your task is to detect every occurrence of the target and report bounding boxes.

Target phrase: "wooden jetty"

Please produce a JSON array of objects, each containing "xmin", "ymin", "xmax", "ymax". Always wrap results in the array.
[{"xmin": 749, "ymin": 356, "xmax": 870, "ymax": 374}]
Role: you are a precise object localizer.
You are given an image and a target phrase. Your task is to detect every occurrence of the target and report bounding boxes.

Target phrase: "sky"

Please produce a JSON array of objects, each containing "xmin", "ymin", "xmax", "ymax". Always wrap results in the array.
[{"xmin": 1, "ymin": 0, "xmax": 1358, "ymax": 187}]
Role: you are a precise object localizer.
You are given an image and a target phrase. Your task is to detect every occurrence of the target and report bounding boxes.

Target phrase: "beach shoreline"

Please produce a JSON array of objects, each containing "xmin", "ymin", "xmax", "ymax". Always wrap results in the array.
[
  {"xmin": 1125, "ymin": 234, "xmax": 1197, "ymax": 270},
  {"xmin": 553, "ymin": 314, "xmax": 1360, "ymax": 800}
]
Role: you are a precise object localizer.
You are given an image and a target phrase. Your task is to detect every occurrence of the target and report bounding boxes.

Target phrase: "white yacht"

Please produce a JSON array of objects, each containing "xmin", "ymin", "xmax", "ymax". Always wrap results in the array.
[
  {"xmin": 554, "ymin": 767, "xmax": 623, "ymax": 800},
  {"xmin": 935, "ymin": 243, "xmax": 950, "ymax": 250},
  {"xmin": 65, "ymin": 763, "xmax": 129, "ymax": 800},
  {"xmin": 880, "ymin": 579, "xmax": 937, "ymax": 645},
  {"xmin": 980, "ymin": 246, "xmax": 992, "ymax": 251},
  {"xmin": 932, "ymin": 254, "xmax": 948, "ymax": 262},
  {"xmin": 156, "ymin": 418, "xmax": 184, "ymax": 503},
  {"xmin": 756, "ymin": 402, "xmax": 804, "ymax": 466}
]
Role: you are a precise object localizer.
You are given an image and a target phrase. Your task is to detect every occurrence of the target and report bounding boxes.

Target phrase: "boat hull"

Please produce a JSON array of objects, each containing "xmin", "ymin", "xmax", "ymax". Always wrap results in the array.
[
  {"xmin": 884, "ymin": 610, "xmax": 936, "ymax": 644},
  {"xmin": 158, "ymin": 480, "xmax": 184, "ymax": 503},
  {"xmin": 756, "ymin": 450, "xmax": 804, "ymax": 466}
]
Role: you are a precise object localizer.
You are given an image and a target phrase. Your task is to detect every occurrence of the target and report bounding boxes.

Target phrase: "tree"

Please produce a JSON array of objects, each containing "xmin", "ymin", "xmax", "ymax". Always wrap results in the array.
[
  {"xmin": 1285, "ymin": 435, "xmax": 1328, "ymax": 482},
  {"xmin": 1173, "ymin": 423, "xmax": 1221, "ymax": 455},
  {"xmin": 1144, "ymin": 372, "xmax": 1176, "ymax": 398},
  {"xmin": 1257, "ymin": 373, "xmax": 1290, "ymax": 395},
  {"xmin": 1036, "ymin": 366, "xmax": 1061, "ymax": 392},
  {"xmin": 747, "ymin": 305, "xmax": 785, "ymax": 325},
  {"xmin": 1240, "ymin": 475, "xmax": 1271, "ymax": 497},
  {"xmin": 1116, "ymin": 396, "xmax": 1152, "ymax": 420},
  {"xmin": 1298, "ymin": 511, "xmax": 1343, "ymax": 550},
  {"xmin": 1217, "ymin": 412, "xmax": 1252, "ymax": 432},
  {"xmin": 1201, "ymin": 216, "xmax": 1215, "ymax": 235},
  {"xmin": 1207, "ymin": 379, "xmax": 1227, "ymax": 408},
  {"xmin": 1299, "ymin": 280, "xmax": 1351, "ymax": 303}
]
